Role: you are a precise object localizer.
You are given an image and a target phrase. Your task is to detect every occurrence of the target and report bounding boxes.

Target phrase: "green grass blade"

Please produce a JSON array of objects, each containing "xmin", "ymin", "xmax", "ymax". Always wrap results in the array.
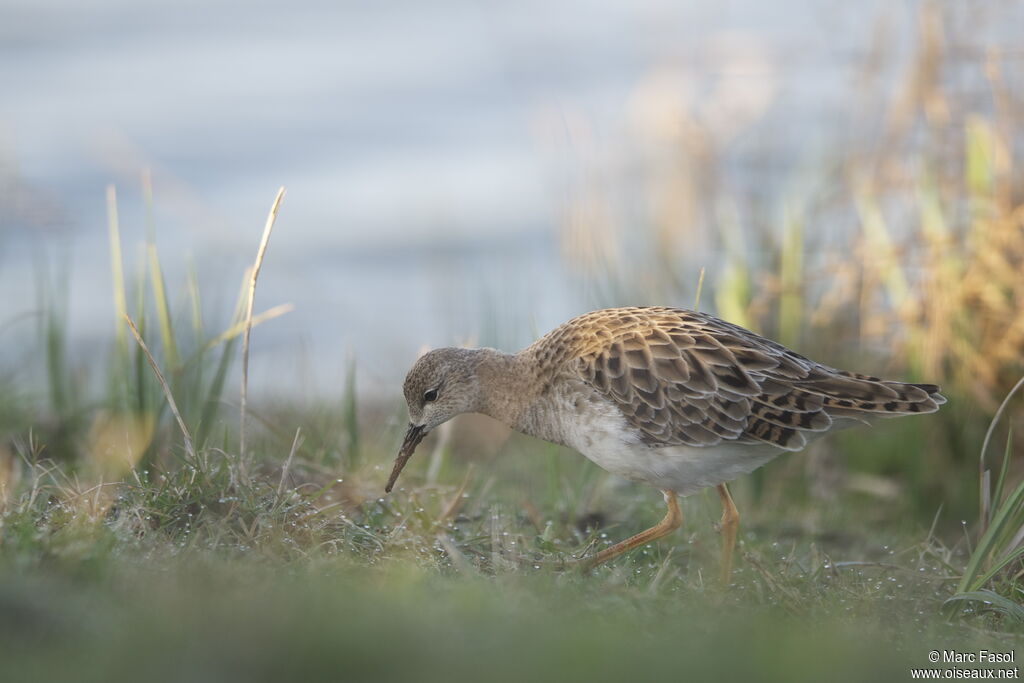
[
  {"xmin": 979, "ymin": 375, "xmax": 1024, "ymax": 530},
  {"xmin": 693, "ymin": 267, "xmax": 705, "ymax": 312},
  {"xmin": 778, "ymin": 201, "xmax": 804, "ymax": 349},
  {"xmin": 132, "ymin": 248, "xmax": 150, "ymax": 416},
  {"xmin": 194, "ymin": 269, "xmax": 251, "ymax": 447},
  {"xmin": 106, "ymin": 185, "xmax": 128, "ymax": 363},
  {"xmin": 958, "ymin": 469, "xmax": 1024, "ymax": 593},
  {"xmin": 965, "ymin": 116, "xmax": 996, "ymax": 207},
  {"xmin": 944, "ymin": 589, "xmax": 1024, "ymax": 624},
  {"xmin": 990, "ymin": 430, "xmax": 1013, "ymax": 527},
  {"xmin": 140, "ymin": 168, "xmax": 179, "ymax": 374},
  {"xmin": 714, "ymin": 200, "xmax": 752, "ymax": 329},
  {"xmin": 971, "ymin": 544, "xmax": 1024, "ymax": 590},
  {"xmin": 856, "ymin": 191, "xmax": 910, "ymax": 313},
  {"xmin": 148, "ymin": 242, "xmax": 178, "ymax": 372},
  {"xmin": 195, "ymin": 336, "xmax": 237, "ymax": 448},
  {"xmin": 186, "ymin": 259, "xmax": 204, "ymax": 342},
  {"xmin": 343, "ymin": 353, "xmax": 360, "ymax": 467}
]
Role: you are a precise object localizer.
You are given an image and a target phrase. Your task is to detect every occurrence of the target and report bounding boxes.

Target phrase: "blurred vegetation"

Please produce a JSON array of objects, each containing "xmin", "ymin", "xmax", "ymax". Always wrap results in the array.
[{"xmin": 2, "ymin": 2, "xmax": 1024, "ymax": 679}]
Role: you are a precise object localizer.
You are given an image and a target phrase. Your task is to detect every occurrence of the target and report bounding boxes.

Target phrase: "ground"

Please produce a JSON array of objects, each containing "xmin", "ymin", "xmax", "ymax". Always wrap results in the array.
[{"xmin": 1, "ymin": 416, "xmax": 1020, "ymax": 682}]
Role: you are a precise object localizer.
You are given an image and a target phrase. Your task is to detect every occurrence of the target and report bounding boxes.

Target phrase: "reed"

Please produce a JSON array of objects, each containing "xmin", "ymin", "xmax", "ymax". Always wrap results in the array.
[{"xmin": 240, "ymin": 187, "xmax": 286, "ymax": 463}]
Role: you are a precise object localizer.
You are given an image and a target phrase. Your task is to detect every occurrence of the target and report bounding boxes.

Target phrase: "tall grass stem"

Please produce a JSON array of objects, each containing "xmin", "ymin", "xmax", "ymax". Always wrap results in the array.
[
  {"xmin": 105, "ymin": 185, "xmax": 128, "ymax": 359},
  {"xmin": 240, "ymin": 187, "xmax": 286, "ymax": 462}
]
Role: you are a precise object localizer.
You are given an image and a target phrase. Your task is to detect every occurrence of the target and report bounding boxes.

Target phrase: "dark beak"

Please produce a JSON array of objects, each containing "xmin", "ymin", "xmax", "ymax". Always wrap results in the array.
[{"xmin": 385, "ymin": 423, "xmax": 427, "ymax": 493}]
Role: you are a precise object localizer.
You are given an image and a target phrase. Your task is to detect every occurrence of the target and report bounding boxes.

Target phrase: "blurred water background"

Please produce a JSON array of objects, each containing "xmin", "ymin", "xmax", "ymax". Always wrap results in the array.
[{"xmin": 1, "ymin": 0, "xmax": 1020, "ymax": 399}]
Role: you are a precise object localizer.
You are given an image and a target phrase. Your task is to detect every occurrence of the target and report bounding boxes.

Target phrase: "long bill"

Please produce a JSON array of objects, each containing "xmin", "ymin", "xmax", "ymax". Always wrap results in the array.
[{"xmin": 385, "ymin": 423, "xmax": 426, "ymax": 493}]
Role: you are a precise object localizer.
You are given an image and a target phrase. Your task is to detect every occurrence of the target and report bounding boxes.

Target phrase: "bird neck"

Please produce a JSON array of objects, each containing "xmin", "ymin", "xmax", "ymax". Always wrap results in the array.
[{"xmin": 472, "ymin": 349, "xmax": 541, "ymax": 431}]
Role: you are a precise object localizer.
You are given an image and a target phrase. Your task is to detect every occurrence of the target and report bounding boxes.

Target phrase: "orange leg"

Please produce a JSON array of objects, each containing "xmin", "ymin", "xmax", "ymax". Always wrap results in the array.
[
  {"xmin": 717, "ymin": 483, "xmax": 740, "ymax": 584},
  {"xmin": 579, "ymin": 490, "xmax": 682, "ymax": 571}
]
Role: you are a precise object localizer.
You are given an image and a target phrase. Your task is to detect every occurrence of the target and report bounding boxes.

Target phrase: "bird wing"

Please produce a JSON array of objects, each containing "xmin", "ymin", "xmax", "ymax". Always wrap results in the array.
[{"xmin": 556, "ymin": 307, "xmax": 944, "ymax": 451}]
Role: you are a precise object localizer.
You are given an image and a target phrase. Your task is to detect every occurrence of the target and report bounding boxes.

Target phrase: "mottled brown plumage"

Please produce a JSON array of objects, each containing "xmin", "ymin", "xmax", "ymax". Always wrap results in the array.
[{"xmin": 526, "ymin": 306, "xmax": 944, "ymax": 453}]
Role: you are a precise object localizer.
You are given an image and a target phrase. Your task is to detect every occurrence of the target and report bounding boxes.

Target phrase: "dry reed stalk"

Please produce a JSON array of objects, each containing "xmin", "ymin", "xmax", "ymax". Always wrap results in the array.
[
  {"xmin": 278, "ymin": 427, "xmax": 303, "ymax": 498},
  {"xmin": 240, "ymin": 187, "xmax": 286, "ymax": 461},
  {"xmin": 207, "ymin": 303, "xmax": 294, "ymax": 351}
]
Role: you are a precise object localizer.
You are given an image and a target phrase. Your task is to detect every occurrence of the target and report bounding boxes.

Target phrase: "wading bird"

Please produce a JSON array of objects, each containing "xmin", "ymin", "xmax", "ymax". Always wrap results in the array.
[{"xmin": 385, "ymin": 307, "xmax": 944, "ymax": 580}]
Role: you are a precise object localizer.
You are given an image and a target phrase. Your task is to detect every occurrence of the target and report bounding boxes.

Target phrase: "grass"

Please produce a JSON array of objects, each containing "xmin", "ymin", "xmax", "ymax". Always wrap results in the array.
[{"xmin": 0, "ymin": 405, "xmax": 1020, "ymax": 681}]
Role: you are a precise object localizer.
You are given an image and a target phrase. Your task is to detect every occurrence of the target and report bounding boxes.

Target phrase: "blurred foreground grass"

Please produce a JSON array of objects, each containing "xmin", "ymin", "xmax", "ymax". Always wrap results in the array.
[
  {"xmin": 0, "ymin": 416, "xmax": 1020, "ymax": 682},
  {"xmin": 0, "ymin": 551, "xmax": 1012, "ymax": 683}
]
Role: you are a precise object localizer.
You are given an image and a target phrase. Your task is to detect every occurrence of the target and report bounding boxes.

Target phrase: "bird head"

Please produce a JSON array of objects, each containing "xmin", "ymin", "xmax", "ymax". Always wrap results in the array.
[{"xmin": 385, "ymin": 347, "xmax": 483, "ymax": 492}]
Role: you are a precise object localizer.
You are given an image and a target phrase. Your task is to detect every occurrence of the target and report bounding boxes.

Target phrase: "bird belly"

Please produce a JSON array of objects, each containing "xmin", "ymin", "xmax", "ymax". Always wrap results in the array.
[
  {"xmin": 524, "ymin": 383, "xmax": 785, "ymax": 496},
  {"xmin": 562, "ymin": 408, "xmax": 782, "ymax": 496},
  {"xmin": 583, "ymin": 440, "xmax": 782, "ymax": 496}
]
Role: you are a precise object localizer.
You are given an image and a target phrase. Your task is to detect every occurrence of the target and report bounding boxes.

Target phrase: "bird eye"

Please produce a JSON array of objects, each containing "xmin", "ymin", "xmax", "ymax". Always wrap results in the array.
[{"xmin": 423, "ymin": 388, "xmax": 438, "ymax": 403}]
